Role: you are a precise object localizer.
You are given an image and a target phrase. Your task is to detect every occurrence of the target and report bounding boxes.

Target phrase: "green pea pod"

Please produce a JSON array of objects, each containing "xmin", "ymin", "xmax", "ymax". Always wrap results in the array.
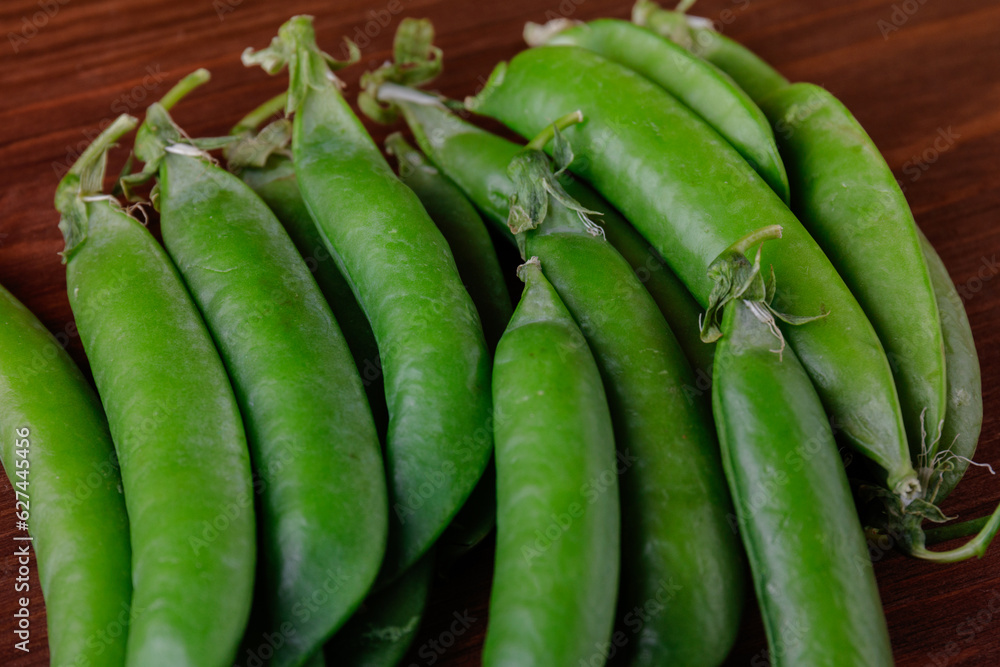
[
  {"xmin": 386, "ymin": 134, "xmax": 510, "ymax": 565},
  {"xmin": 244, "ymin": 17, "xmax": 492, "ymax": 583},
  {"xmin": 0, "ymin": 283, "xmax": 132, "ymax": 666},
  {"xmin": 488, "ymin": 257, "xmax": 619, "ymax": 666},
  {"xmin": 376, "ymin": 83, "xmax": 711, "ymax": 378},
  {"xmin": 386, "ymin": 132, "xmax": 513, "ymax": 351},
  {"xmin": 567, "ymin": 182, "xmax": 714, "ymax": 377},
  {"xmin": 530, "ymin": 17, "xmax": 789, "ymax": 204},
  {"xmin": 56, "ymin": 114, "xmax": 256, "ymax": 667},
  {"xmin": 467, "ymin": 45, "xmax": 919, "ymax": 501},
  {"xmin": 127, "ymin": 83, "xmax": 389, "ymax": 665},
  {"xmin": 627, "ymin": 8, "xmax": 950, "ymax": 448},
  {"xmin": 758, "ymin": 82, "xmax": 946, "ymax": 466},
  {"xmin": 378, "ymin": 92, "xmax": 743, "ymax": 665},
  {"xmin": 228, "ymin": 101, "xmax": 389, "ymax": 442},
  {"xmin": 709, "ymin": 235, "xmax": 893, "ymax": 666},
  {"xmin": 632, "ymin": 0, "xmax": 790, "ymax": 102},
  {"xmin": 325, "ymin": 551, "xmax": 434, "ymax": 665},
  {"xmin": 917, "ymin": 230, "xmax": 982, "ymax": 503},
  {"xmin": 635, "ymin": 2, "xmax": 1000, "ymax": 556},
  {"xmin": 236, "ymin": 156, "xmax": 388, "ymax": 439}
]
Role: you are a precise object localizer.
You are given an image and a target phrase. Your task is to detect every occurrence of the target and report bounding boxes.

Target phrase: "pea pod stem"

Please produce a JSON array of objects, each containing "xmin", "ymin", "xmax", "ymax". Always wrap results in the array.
[
  {"xmin": 525, "ymin": 110, "xmax": 584, "ymax": 151},
  {"xmin": 377, "ymin": 81, "xmax": 443, "ymax": 108},
  {"xmin": 232, "ymin": 91, "xmax": 288, "ymax": 135},
  {"xmin": 925, "ymin": 515, "xmax": 990, "ymax": 546},
  {"xmin": 159, "ymin": 68, "xmax": 210, "ymax": 110},
  {"xmin": 726, "ymin": 224, "xmax": 783, "ymax": 257},
  {"xmin": 66, "ymin": 114, "xmax": 138, "ymax": 183},
  {"xmin": 910, "ymin": 503, "xmax": 1000, "ymax": 562}
]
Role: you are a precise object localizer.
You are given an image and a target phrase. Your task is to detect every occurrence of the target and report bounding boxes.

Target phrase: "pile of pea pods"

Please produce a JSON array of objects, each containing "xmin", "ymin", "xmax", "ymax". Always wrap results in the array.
[{"xmin": 2, "ymin": 2, "xmax": 997, "ymax": 665}]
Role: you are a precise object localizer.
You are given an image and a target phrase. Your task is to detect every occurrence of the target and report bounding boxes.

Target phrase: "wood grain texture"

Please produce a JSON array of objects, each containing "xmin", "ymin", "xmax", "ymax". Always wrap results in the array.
[{"xmin": 0, "ymin": 0, "xmax": 997, "ymax": 664}]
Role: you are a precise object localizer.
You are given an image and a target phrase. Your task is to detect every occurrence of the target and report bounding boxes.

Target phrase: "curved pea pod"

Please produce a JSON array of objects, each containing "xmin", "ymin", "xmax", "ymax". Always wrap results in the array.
[
  {"xmin": 130, "ymin": 98, "xmax": 389, "ymax": 665},
  {"xmin": 632, "ymin": 0, "xmax": 790, "ymax": 102},
  {"xmin": 716, "ymin": 302, "xmax": 894, "ymax": 666},
  {"xmin": 244, "ymin": 17, "xmax": 492, "ymax": 583},
  {"xmin": 709, "ymin": 237, "xmax": 893, "ymax": 666},
  {"xmin": 0, "ymin": 283, "xmax": 132, "ymax": 666},
  {"xmin": 325, "ymin": 551, "xmax": 435, "ymax": 665},
  {"xmin": 531, "ymin": 17, "xmax": 789, "ymax": 203},
  {"xmin": 236, "ymin": 149, "xmax": 389, "ymax": 442},
  {"xmin": 56, "ymin": 114, "xmax": 255, "ymax": 667},
  {"xmin": 758, "ymin": 82, "xmax": 946, "ymax": 464},
  {"xmin": 487, "ymin": 258, "xmax": 619, "ymax": 667},
  {"xmin": 468, "ymin": 44, "xmax": 919, "ymax": 501},
  {"xmin": 386, "ymin": 133, "xmax": 511, "ymax": 566},
  {"xmin": 916, "ymin": 230, "xmax": 982, "ymax": 503},
  {"xmin": 387, "ymin": 133, "xmax": 513, "ymax": 350},
  {"xmin": 567, "ymin": 182, "xmax": 714, "ymax": 376},
  {"xmin": 381, "ymin": 93, "xmax": 743, "ymax": 665},
  {"xmin": 383, "ymin": 86, "xmax": 711, "ymax": 376}
]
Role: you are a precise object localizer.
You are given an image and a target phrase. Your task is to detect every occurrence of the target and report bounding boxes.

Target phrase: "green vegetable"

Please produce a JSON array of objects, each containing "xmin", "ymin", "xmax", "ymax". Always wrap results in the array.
[
  {"xmin": 386, "ymin": 132, "xmax": 509, "ymax": 566},
  {"xmin": 228, "ymin": 99, "xmax": 389, "ymax": 442},
  {"xmin": 128, "ymin": 80, "xmax": 388, "ymax": 666},
  {"xmin": 568, "ymin": 182, "xmax": 714, "ymax": 376},
  {"xmin": 530, "ymin": 17, "xmax": 789, "ymax": 203},
  {"xmin": 244, "ymin": 17, "xmax": 492, "ymax": 583},
  {"xmin": 325, "ymin": 551, "xmax": 434, "ymax": 665},
  {"xmin": 917, "ymin": 230, "xmax": 982, "ymax": 502},
  {"xmin": 0, "ymin": 283, "xmax": 132, "ymax": 667},
  {"xmin": 758, "ymin": 82, "xmax": 946, "ymax": 469},
  {"xmin": 374, "ymin": 87, "xmax": 743, "ymax": 664},
  {"xmin": 375, "ymin": 82, "xmax": 710, "ymax": 376},
  {"xmin": 468, "ymin": 44, "xmax": 919, "ymax": 501},
  {"xmin": 487, "ymin": 257, "xmax": 619, "ymax": 666},
  {"xmin": 645, "ymin": 13, "xmax": 998, "ymax": 553},
  {"xmin": 56, "ymin": 110, "xmax": 255, "ymax": 666},
  {"xmin": 386, "ymin": 132, "xmax": 512, "ymax": 351},
  {"xmin": 633, "ymin": 0, "xmax": 790, "ymax": 102},
  {"xmin": 709, "ymin": 232, "xmax": 893, "ymax": 666}
]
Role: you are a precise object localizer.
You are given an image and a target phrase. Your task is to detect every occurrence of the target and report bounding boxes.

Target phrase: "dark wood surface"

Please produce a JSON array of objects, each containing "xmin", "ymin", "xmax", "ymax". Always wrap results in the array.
[{"xmin": 1, "ymin": 0, "xmax": 998, "ymax": 664}]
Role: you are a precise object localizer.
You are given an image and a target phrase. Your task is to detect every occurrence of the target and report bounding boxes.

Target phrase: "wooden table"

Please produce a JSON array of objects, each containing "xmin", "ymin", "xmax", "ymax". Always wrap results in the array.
[{"xmin": 0, "ymin": 0, "xmax": 997, "ymax": 664}]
